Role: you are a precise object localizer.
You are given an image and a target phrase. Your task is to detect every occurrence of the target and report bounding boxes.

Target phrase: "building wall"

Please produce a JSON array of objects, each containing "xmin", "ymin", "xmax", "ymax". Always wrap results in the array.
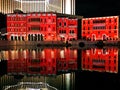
[
  {"xmin": 57, "ymin": 17, "xmax": 78, "ymax": 42},
  {"xmin": 7, "ymin": 14, "xmax": 27, "ymax": 41},
  {"xmin": 82, "ymin": 16, "xmax": 119, "ymax": 41},
  {"xmin": 7, "ymin": 12, "xmax": 78, "ymax": 41},
  {"xmin": 26, "ymin": 13, "xmax": 57, "ymax": 41}
]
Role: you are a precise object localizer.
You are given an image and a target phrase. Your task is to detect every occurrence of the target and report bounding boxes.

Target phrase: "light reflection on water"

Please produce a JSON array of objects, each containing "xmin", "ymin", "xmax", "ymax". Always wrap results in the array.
[{"xmin": 0, "ymin": 47, "xmax": 120, "ymax": 90}]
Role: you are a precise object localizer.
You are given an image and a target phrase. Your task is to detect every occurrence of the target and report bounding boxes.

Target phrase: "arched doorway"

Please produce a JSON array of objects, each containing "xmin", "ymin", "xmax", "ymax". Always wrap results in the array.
[
  {"xmin": 11, "ymin": 36, "xmax": 14, "ymax": 41},
  {"xmin": 103, "ymin": 34, "xmax": 106, "ymax": 41},
  {"xmin": 28, "ymin": 34, "xmax": 30, "ymax": 41},
  {"xmin": 92, "ymin": 34, "xmax": 95, "ymax": 41}
]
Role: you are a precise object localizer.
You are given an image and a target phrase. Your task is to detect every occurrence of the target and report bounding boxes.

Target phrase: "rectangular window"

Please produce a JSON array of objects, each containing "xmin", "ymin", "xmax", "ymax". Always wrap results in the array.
[
  {"xmin": 93, "ymin": 26, "xmax": 106, "ymax": 30},
  {"xmin": 93, "ymin": 20, "xmax": 105, "ymax": 23},
  {"xmin": 30, "ymin": 18, "xmax": 40, "ymax": 22},
  {"xmin": 31, "ymin": 26, "xmax": 40, "ymax": 30}
]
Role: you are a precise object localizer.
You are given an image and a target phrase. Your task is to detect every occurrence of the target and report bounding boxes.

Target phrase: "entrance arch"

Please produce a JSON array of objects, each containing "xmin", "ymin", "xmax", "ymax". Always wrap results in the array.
[
  {"xmin": 92, "ymin": 34, "xmax": 96, "ymax": 41},
  {"xmin": 103, "ymin": 34, "xmax": 106, "ymax": 41}
]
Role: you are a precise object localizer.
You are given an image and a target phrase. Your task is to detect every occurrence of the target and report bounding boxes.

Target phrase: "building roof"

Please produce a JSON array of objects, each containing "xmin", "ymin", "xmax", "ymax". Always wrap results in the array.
[{"xmin": 7, "ymin": 11, "xmax": 83, "ymax": 19}]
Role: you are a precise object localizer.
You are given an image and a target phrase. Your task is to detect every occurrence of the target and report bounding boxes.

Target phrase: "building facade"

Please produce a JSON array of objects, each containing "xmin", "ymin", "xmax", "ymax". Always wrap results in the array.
[
  {"xmin": 0, "ymin": 0, "xmax": 75, "ymax": 15},
  {"xmin": 82, "ymin": 16, "xmax": 119, "ymax": 41},
  {"xmin": 7, "ymin": 14, "xmax": 27, "ymax": 41},
  {"xmin": 57, "ymin": 17, "xmax": 78, "ymax": 41},
  {"xmin": 7, "ymin": 12, "xmax": 79, "ymax": 41}
]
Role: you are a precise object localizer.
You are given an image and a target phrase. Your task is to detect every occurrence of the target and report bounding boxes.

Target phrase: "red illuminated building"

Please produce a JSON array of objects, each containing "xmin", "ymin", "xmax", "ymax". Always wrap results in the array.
[
  {"xmin": 7, "ymin": 14, "xmax": 27, "ymax": 41},
  {"xmin": 7, "ymin": 12, "xmax": 80, "ymax": 41},
  {"xmin": 57, "ymin": 17, "xmax": 78, "ymax": 41},
  {"xmin": 82, "ymin": 16, "xmax": 119, "ymax": 41},
  {"xmin": 82, "ymin": 48, "xmax": 118, "ymax": 73}
]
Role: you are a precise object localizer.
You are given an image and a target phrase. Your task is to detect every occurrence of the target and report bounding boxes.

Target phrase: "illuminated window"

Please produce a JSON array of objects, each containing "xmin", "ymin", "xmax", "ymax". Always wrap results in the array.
[
  {"xmin": 114, "ymin": 19, "xmax": 117, "ymax": 22},
  {"xmin": 109, "ymin": 31, "xmax": 111, "ymax": 33},
  {"xmin": 93, "ymin": 20, "xmax": 105, "ymax": 23},
  {"xmin": 109, "ymin": 19, "xmax": 111, "ymax": 23},
  {"xmin": 88, "ymin": 21, "xmax": 90, "ymax": 24},
  {"xmin": 31, "ymin": 26, "xmax": 40, "ymax": 30},
  {"xmin": 88, "ymin": 27, "xmax": 90, "ymax": 30},
  {"xmin": 53, "ymin": 19, "xmax": 55, "ymax": 22},
  {"xmin": 64, "ymin": 22, "xmax": 66, "ymax": 26},
  {"xmin": 83, "ymin": 21, "xmax": 85, "ymax": 24},
  {"xmin": 114, "ymin": 26, "xmax": 117, "ymax": 29},
  {"xmin": 114, "ymin": 31, "xmax": 117, "ymax": 33},
  {"xmin": 59, "ymin": 22, "xmax": 61, "ymax": 26},
  {"xmin": 109, "ymin": 26, "xmax": 111, "ymax": 29},
  {"xmin": 30, "ymin": 18, "xmax": 40, "ymax": 22},
  {"xmin": 83, "ymin": 27, "xmax": 85, "ymax": 30}
]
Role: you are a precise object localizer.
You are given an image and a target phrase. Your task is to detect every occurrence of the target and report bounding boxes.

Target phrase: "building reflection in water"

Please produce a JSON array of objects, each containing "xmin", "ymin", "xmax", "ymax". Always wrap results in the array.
[
  {"xmin": 0, "ymin": 47, "xmax": 77, "ymax": 90},
  {"xmin": 1, "ymin": 47, "xmax": 120, "ymax": 89},
  {"xmin": 81, "ymin": 48, "xmax": 118, "ymax": 73}
]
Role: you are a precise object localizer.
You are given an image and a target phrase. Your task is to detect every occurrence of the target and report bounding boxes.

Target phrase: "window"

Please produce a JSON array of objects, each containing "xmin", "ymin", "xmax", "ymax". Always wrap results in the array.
[
  {"xmin": 114, "ymin": 19, "xmax": 117, "ymax": 22},
  {"xmin": 109, "ymin": 19, "xmax": 111, "ymax": 23},
  {"xmin": 93, "ymin": 20, "xmax": 105, "ymax": 23},
  {"xmin": 30, "ymin": 18, "xmax": 40, "ymax": 22},
  {"xmin": 83, "ymin": 27, "xmax": 85, "ymax": 30},
  {"xmin": 88, "ymin": 27, "xmax": 90, "ymax": 30},
  {"xmin": 53, "ymin": 19, "xmax": 55, "ymax": 22},
  {"xmin": 31, "ymin": 26, "xmax": 40, "ymax": 30},
  {"xmin": 64, "ymin": 22, "xmax": 66, "ymax": 26},
  {"xmin": 109, "ymin": 26, "xmax": 111, "ymax": 29},
  {"xmin": 83, "ymin": 21, "xmax": 85, "ymax": 24},
  {"xmin": 93, "ymin": 26, "xmax": 106, "ymax": 30},
  {"xmin": 114, "ymin": 26, "xmax": 117, "ymax": 29},
  {"xmin": 44, "ymin": 19, "xmax": 46, "ymax": 23},
  {"xmin": 64, "ymin": 30, "xmax": 66, "ymax": 33},
  {"xmin": 59, "ymin": 22, "xmax": 61, "ymax": 26},
  {"xmin": 114, "ymin": 31, "xmax": 117, "ymax": 33},
  {"xmin": 88, "ymin": 21, "xmax": 90, "ymax": 24}
]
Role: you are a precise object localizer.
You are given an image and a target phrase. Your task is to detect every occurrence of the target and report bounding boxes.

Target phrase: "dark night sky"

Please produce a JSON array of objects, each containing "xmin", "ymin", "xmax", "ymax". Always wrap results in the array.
[{"xmin": 76, "ymin": 0, "xmax": 120, "ymax": 17}]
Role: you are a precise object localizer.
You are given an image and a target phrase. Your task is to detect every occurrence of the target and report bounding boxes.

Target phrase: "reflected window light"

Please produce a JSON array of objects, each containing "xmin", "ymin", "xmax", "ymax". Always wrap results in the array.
[
  {"xmin": 60, "ymin": 50, "xmax": 65, "ymax": 58},
  {"xmin": 86, "ymin": 50, "xmax": 90, "ymax": 55},
  {"xmin": 74, "ymin": 50, "xmax": 77, "ymax": 58},
  {"xmin": 98, "ymin": 51, "xmax": 101, "ymax": 55},
  {"xmin": 23, "ymin": 50, "xmax": 27, "ymax": 59},
  {"xmin": 32, "ymin": 50, "xmax": 36, "ymax": 59},
  {"xmin": 10, "ymin": 50, "xmax": 16, "ymax": 60},
  {"xmin": 4, "ymin": 51, "xmax": 9, "ymax": 60},
  {"xmin": 41, "ymin": 51, "xmax": 45, "ymax": 59},
  {"xmin": 15, "ymin": 50, "xmax": 18, "ymax": 59},
  {"xmin": 51, "ymin": 50, "xmax": 55, "ymax": 58},
  {"xmin": 92, "ymin": 49, "xmax": 96, "ymax": 54}
]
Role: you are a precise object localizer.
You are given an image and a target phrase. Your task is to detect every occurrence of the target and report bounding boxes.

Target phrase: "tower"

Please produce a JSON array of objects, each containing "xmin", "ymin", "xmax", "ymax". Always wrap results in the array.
[
  {"xmin": 0, "ymin": 0, "xmax": 75, "ymax": 15},
  {"xmin": 62, "ymin": 0, "xmax": 75, "ymax": 15}
]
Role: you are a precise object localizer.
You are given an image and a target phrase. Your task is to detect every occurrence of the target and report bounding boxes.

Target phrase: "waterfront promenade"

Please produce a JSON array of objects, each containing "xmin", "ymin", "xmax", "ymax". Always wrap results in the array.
[{"xmin": 0, "ymin": 40, "xmax": 119, "ymax": 49}]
